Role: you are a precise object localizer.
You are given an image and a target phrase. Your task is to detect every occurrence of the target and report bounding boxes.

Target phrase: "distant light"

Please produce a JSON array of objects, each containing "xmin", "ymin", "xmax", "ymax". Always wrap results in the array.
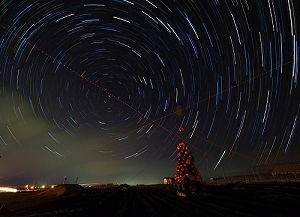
[
  {"xmin": 0, "ymin": 187, "xmax": 18, "ymax": 193},
  {"xmin": 51, "ymin": 185, "xmax": 55, "ymax": 188},
  {"xmin": 41, "ymin": 185, "xmax": 45, "ymax": 189},
  {"xmin": 30, "ymin": 186, "xmax": 34, "ymax": 190}
]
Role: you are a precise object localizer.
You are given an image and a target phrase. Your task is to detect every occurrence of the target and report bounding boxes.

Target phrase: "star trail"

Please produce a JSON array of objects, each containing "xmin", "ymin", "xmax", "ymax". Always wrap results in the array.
[{"xmin": 0, "ymin": 0, "xmax": 299, "ymax": 185}]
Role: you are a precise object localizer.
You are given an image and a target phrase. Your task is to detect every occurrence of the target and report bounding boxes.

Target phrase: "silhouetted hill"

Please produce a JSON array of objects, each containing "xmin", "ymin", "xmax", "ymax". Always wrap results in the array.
[{"xmin": 38, "ymin": 184, "xmax": 84, "ymax": 197}]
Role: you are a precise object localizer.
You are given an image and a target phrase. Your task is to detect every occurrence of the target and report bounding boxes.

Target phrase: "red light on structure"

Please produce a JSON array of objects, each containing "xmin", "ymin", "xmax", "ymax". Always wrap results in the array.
[{"xmin": 179, "ymin": 127, "xmax": 184, "ymax": 132}]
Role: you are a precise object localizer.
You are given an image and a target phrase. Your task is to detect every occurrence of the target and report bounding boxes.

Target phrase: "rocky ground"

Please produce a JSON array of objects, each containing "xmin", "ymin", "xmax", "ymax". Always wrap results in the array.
[{"xmin": 0, "ymin": 182, "xmax": 299, "ymax": 216}]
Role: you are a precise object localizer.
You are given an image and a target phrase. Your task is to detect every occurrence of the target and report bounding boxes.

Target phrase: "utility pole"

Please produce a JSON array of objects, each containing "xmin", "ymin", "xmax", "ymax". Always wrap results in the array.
[
  {"xmin": 206, "ymin": 158, "xmax": 211, "ymax": 181},
  {"xmin": 252, "ymin": 167, "xmax": 257, "ymax": 182},
  {"xmin": 221, "ymin": 166, "xmax": 226, "ymax": 183},
  {"xmin": 63, "ymin": 176, "xmax": 67, "ymax": 184}
]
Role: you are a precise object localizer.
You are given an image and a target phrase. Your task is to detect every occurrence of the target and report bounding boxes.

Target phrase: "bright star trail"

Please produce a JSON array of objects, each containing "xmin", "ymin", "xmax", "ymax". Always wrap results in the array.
[{"xmin": 0, "ymin": 0, "xmax": 299, "ymax": 185}]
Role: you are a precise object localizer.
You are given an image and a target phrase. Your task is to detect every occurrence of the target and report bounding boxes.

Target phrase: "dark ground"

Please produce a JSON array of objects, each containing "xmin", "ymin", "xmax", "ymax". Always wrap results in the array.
[{"xmin": 0, "ymin": 182, "xmax": 299, "ymax": 217}]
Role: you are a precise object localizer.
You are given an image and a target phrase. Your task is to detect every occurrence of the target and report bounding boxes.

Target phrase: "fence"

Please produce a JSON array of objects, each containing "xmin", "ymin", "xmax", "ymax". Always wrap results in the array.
[{"xmin": 210, "ymin": 161, "xmax": 300, "ymax": 184}]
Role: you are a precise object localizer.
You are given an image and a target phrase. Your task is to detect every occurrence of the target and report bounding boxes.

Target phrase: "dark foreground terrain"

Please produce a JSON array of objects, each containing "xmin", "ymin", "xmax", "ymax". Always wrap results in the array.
[{"xmin": 0, "ymin": 182, "xmax": 299, "ymax": 216}]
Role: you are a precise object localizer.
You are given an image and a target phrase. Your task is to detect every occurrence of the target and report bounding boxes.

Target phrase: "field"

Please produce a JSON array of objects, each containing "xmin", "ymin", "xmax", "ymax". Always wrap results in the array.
[{"xmin": 0, "ymin": 182, "xmax": 299, "ymax": 216}]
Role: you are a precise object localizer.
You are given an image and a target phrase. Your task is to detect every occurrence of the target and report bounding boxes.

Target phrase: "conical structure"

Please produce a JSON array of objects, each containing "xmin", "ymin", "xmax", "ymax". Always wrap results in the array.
[{"xmin": 174, "ymin": 142, "xmax": 202, "ymax": 183}]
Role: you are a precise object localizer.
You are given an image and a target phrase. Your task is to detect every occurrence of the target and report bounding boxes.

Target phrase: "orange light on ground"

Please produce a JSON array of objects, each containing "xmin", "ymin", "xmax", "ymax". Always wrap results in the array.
[
  {"xmin": 51, "ymin": 185, "xmax": 55, "ymax": 188},
  {"xmin": 41, "ymin": 185, "xmax": 45, "ymax": 189},
  {"xmin": 30, "ymin": 186, "xmax": 34, "ymax": 190},
  {"xmin": 0, "ymin": 187, "xmax": 18, "ymax": 193}
]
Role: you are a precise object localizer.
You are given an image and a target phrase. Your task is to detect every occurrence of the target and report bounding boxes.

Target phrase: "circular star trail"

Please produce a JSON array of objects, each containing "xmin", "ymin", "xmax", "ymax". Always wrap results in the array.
[{"xmin": 0, "ymin": 0, "xmax": 299, "ymax": 184}]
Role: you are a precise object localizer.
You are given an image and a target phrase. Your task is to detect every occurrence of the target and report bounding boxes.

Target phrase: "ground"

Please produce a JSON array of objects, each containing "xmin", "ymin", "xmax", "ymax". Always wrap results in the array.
[{"xmin": 0, "ymin": 182, "xmax": 299, "ymax": 216}]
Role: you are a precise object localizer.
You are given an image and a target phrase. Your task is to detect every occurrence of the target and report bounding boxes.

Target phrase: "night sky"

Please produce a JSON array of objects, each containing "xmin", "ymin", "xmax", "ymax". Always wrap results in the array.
[{"xmin": 0, "ymin": 0, "xmax": 299, "ymax": 186}]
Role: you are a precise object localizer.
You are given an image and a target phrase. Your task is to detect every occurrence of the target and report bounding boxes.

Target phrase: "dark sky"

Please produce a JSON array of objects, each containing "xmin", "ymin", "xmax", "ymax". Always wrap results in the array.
[{"xmin": 0, "ymin": 0, "xmax": 299, "ymax": 186}]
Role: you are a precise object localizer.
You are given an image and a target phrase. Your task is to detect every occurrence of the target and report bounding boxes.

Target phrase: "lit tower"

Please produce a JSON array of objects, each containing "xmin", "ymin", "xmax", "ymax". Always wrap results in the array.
[{"xmin": 174, "ymin": 127, "xmax": 203, "ymax": 196}]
